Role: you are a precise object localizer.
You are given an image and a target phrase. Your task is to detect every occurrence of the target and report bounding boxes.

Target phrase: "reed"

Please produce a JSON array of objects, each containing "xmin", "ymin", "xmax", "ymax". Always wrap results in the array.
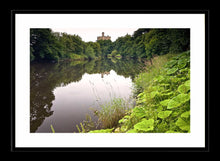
[
  {"xmin": 97, "ymin": 97, "xmax": 133, "ymax": 129},
  {"xmin": 50, "ymin": 124, "xmax": 55, "ymax": 133}
]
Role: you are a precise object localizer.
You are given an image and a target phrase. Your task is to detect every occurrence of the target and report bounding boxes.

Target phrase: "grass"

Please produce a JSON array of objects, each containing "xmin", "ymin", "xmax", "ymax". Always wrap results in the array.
[
  {"xmin": 87, "ymin": 51, "xmax": 190, "ymax": 133},
  {"xmin": 133, "ymin": 53, "xmax": 175, "ymax": 96},
  {"xmin": 97, "ymin": 97, "xmax": 133, "ymax": 129},
  {"xmin": 77, "ymin": 52, "xmax": 190, "ymax": 133},
  {"xmin": 88, "ymin": 54, "xmax": 174, "ymax": 132},
  {"xmin": 115, "ymin": 51, "xmax": 190, "ymax": 133},
  {"xmin": 50, "ymin": 124, "xmax": 55, "ymax": 133}
]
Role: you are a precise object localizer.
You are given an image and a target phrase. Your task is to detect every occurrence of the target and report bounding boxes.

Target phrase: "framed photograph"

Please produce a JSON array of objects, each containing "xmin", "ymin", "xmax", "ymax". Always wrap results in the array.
[{"xmin": 11, "ymin": 10, "xmax": 209, "ymax": 152}]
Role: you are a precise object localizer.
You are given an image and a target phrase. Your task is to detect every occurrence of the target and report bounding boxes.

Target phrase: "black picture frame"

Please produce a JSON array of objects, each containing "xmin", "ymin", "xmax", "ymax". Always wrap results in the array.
[{"xmin": 10, "ymin": 9, "xmax": 210, "ymax": 152}]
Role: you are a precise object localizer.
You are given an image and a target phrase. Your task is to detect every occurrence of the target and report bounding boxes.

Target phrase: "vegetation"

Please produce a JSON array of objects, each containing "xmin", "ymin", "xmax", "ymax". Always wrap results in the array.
[
  {"xmin": 30, "ymin": 28, "xmax": 189, "ymax": 62},
  {"xmin": 87, "ymin": 51, "xmax": 190, "ymax": 133},
  {"xmin": 30, "ymin": 29, "xmax": 101, "ymax": 62},
  {"xmin": 30, "ymin": 28, "xmax": 190, "ymax": 133},
  {"xmin": 117, "ymin": 51, "xmax": 190, "ymax": 133},
  {"xmin": 108, "ymin": 28, "xmax": 189, "ymax": 61},
  {"xmin": 50, "ymin": 124, "xmax": 55, "ymax": 133},
  {"xmin": 95, "ymin": 97, "xmax": 132, "ymax": 129},
  {"xmin": 30, "ymin": 58, "xmax": 146, "ymax": 132}
]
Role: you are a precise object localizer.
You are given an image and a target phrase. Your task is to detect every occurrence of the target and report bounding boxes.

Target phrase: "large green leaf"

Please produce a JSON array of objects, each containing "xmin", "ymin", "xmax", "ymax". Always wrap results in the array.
[
  {"xmin": 158, "ymin": 110, "xmax": 172, "ymax": 119},
  {"xmin": 165, "ymin": 130, "xmax": 180, "ymax": 133},
  {"xmin": 178, "ymin": 84, "xmax": 190, "ymax": 94},
  {"xmin": 132, "ymin": 107, "xmax": 146, "ymax": 118},
  {"xmin": 184, "ymin": 80, "xmax": 190, "ymax": 87},
  {"xmin": 167, "ymin": 67, "xmax": 178, "ymax": 75},
  {"xmin": 118, "ymin": 115, "xmax": 130, "ymax": 124},
  {"xmin": 126, "ymin": 129, "xmax": 138, "ymax": 133},
  {"xmin": 160, "ymin": 99, "xmax": 170, "ymax": 106},
  {"xmin": 88, "ymin": 128, "xmax": 113, "ymax": 133},
  {"xmin": 175, "ymin": 118, "xmax": 190, "ymax": 131},
  {"xmin": 134, "ymin": 119, "xmax": 154, "ymax": 132},
  {"xmin": 167, "ymin": 93, "xmax": 190, "ymax": 109},
  {"xmin": 178, "ymin": 59, "xmax": 187, "ymax": 69},
  {"xmin": 165, "ymin": 60, "xmax": 177, "ymax": 68},
  {"xmin": 150, "ymin": 91, "xmax": 159, "ymax": 98},
  {"xmin": 154, "ymin": 75, "xmax": 165, "ymax": 83},
  {"xmin": 181, "ymin": 111, "xmax": 190, "ymax": 118}
]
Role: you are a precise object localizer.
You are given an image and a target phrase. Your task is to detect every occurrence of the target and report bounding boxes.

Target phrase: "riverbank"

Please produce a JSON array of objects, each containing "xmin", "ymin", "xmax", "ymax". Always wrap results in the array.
[{"xmin": 87, "ymin": 51, "xmax": 190, "ymax": 133}]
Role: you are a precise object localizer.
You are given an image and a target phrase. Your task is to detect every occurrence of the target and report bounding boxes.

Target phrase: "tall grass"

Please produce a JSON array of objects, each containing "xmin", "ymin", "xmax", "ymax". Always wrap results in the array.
[
  {"xmin": 97, "ymin": 97, "xmax": 133, "ymax": 129},
  {"xmin": 133, "ymin": 53, "xmax": 174, "ymax": 96}
]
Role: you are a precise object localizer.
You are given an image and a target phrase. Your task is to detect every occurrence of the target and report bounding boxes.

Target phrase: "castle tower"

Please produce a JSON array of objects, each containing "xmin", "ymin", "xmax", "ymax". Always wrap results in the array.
[{"xmin": 97, "ymin": 32, "xmax": 111, "ymax": 41}]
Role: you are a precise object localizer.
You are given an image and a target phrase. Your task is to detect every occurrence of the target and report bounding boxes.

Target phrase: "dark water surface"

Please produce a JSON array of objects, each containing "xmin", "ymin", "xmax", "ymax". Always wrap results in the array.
[{"xmin": 30, "ymin": 58, "xmax": 146, "ymax": 133}]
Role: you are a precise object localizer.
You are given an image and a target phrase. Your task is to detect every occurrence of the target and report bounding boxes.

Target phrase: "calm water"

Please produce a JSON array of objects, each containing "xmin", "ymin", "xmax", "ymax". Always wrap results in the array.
[{"xmin": 30, "ymin": 58, "xmax": 146, "ymax": 133}]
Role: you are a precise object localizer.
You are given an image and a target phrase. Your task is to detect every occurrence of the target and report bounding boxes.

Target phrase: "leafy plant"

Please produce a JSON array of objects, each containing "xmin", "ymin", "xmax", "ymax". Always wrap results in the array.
[
  {"xmin": 158, "ymin": 110, "xmax": 172, "ymax": 119},
  {"xmin": 175, "ymin": 117, "xmax": 190, "ymax": 131},
  {"xmin": 167, "ymin": 67, "xmax": 178, "ymax": 75},
  {"xmin": 167, "ymin": 93, "xmax": 190, "ymax": 109},
  {"xmin": 178, "ymin": 83, "xmax": 190, "ymax": 94},
  {"xmin": 134, "ymin": 119, "xmax": 154, "ymax": 132},
  {"xmin": 114, "ymin": 51, "xmax": 190, "ymax": 133},
  {"xmin": 85, "ymin": 51, "xmax": 190, "ymax": 133},
  {"xmin": 88, "ymin": 128, "xmax": 113, "ymax": 133}
]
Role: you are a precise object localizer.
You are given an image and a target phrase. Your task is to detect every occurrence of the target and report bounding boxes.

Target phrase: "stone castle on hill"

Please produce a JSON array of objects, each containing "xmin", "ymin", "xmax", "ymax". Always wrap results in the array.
[{"xmin": 97, "ymin": 32, "xmax": 111, "ymax": 41}]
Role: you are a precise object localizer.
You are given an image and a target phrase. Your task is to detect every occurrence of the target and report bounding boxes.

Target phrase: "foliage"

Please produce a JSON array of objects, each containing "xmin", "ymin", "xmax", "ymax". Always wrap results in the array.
[
  {"xmin": 30, "ymin": 29, "xmax": 62, "ymax": 62},
  {"xmin": 85, "ymin": 45, "xmax": 96, "ymax": 59},
  {"xmin": 97, "ymin": 39, "xmax": 113, "ymax": 57},
  {"xmin": 69, "ymin": 53, "xmax": 87, "ymax": 60},
  {"xmin": 134, "ymin": 118, "xmax": 154, "ymax": 132},
  {"xmin": 111, "ymin": 49, "xmax": 117, "ymax": 57},
  {"xmin": 108, "ymin": 28, "xmax": 189, "ymax": 60},
  {"xmin": 167, "ymin": 93, "xmax": 190, "ymax": 109},
  {"xmin": 114, "ymin": 51, "xmax": 190, "ymax": 133},
  {"xmin": 157, "ymin": 110, "xmax": 172, "ymax": 119},
  {"xmin": 133, "ymin": 54, "xmax": 173, "ymax": 96},
  {"xmin": 91, "ymin": 51, "xmax": 190, "ymax": 133},
  {"xmin": 76, "ymin": 97, "xmax": 133, "ymax": 133},
  {"xmin": 30, "ymin": 29, "xmax": 101, "ymax": 62},
  {"xmin": 30, "ymin": 28, "xmax": 189, "ymax": 62},
  {"xmin": 88, "ymin": 128, "xmax": 113, "ymax": 133}
]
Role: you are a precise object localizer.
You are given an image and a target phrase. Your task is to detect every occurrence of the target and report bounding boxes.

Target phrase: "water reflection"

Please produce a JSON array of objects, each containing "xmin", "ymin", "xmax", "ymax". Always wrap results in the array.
[{"xmin": 30, "ymin": 58, "xmax": 146, "ymax": 132}]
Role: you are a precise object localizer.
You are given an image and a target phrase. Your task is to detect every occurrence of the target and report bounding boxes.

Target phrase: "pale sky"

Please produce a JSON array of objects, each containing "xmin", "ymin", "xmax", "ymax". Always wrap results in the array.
[{"xmin": 51, "ymin": 28, "xmax": 138, "ymax": 42}]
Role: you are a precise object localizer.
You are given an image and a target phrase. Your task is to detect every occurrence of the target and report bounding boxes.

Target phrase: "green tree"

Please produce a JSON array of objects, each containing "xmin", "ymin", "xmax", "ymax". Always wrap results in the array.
[
  {"xmin": 87, "ymin": 42, "xmax": 102, "ymax": 58},
  {"xmin": 168, "ymin": 29, "xmax": 190, "ymax": 53},
  {"xmin": 85, "ymin": 45, "xmax": 96, "ymax": 59},
  {"xmin": 97, "ymin": 40, "xmax": 113, "ymax": 57},
  {"xmin": 132, "ymin": 28, "xmax": 151, "ymax": 40},
  {"xmin": 30, "ymin": 28, "xmax": 61, "ymax": 62}
]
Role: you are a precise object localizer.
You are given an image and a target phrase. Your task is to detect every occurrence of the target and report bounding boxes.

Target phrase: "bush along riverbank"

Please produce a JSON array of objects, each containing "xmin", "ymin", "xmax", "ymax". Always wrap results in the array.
[{"xmin": 87, "ymin": 51, "xmax": 190, "ymax": 133}]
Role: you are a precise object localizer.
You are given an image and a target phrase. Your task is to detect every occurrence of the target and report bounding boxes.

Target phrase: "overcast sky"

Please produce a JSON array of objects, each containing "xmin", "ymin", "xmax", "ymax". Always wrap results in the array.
[{"xmin": 51, "ymin": 28, "xmax": 138, "ymax": 42}]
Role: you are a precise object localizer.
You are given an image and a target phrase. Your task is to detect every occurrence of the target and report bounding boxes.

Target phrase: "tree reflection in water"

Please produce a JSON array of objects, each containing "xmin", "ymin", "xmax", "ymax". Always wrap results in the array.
[{"xmin": 30, "ymin": 58, "xmax": 146, "ymax": 132}]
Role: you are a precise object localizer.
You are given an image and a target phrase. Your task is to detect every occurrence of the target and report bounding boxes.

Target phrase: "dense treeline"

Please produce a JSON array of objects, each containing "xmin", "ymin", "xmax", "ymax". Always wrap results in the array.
[
  {"xmin": 30, "ymin": 29, "xmax": 101, "ymax": 62},
  {"xmin": 110, "ymin": 28, "xmax": 190, "ymax": 60},
  {"xmin": 30, "ymin": 28, "xmax": 189, "ymax": 62}
]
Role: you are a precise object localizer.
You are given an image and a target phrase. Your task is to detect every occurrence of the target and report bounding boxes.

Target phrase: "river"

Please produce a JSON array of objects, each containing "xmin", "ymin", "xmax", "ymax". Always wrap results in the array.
[{"xmin": 30, "ymin": 58, "xmax": 146, "ymax": 133}]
